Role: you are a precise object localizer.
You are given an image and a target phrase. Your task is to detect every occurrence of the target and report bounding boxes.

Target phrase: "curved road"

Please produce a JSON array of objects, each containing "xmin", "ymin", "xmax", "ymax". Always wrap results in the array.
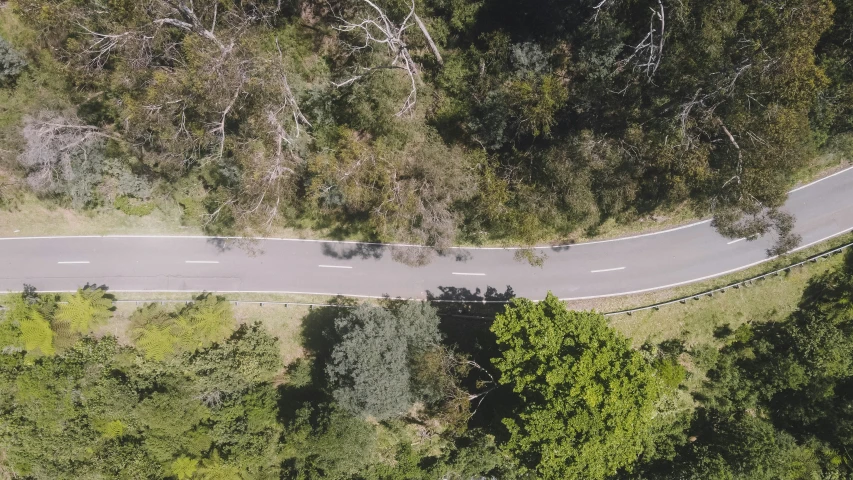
[{"xmin": 2, "ymin": 167, "xmax": 853, "ymax": 301}]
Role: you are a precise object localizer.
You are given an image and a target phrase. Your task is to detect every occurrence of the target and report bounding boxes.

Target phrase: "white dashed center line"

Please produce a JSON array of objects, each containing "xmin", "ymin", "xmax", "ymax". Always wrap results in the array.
[
  {"xmin": 452, "ymin": 272, "xmax": 486, "ymax": 276},
  {"xmin": 318, "ymin": 265, "xmax": 353, "ymax": 269},
  {"xmin": 57, "ymin": 261, "xmax": 90, "ymax": 264},
  {"xmin": 590, "ymin": 267, "xmax": 626, "ymax": 273},
  {"xmin": 727, "ymin": 238, "xmax": 746, "ymax": 245},
  {"xmin": 185, "ymin": 260, "xmax": 220, "ymax": 264}
]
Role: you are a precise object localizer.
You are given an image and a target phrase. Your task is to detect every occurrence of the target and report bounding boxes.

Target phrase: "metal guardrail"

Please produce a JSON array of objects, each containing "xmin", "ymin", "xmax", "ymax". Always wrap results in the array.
[
  {"xmin": 111, "ymin": 299, "xmax": 352, "ymax": 309},
  {"xmin": 1, "ymin": 240, "xmax": 851, "ymax": 316},
  {"xmin": 602, "ymin": 239, "xmax": 853, "ymax": 317}
]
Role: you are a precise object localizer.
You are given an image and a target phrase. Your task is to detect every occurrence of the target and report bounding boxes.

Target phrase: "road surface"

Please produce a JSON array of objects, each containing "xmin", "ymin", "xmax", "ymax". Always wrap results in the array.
[{"xmin": 2, "ymin": 167, "xmax": 852, "ymax": 301}]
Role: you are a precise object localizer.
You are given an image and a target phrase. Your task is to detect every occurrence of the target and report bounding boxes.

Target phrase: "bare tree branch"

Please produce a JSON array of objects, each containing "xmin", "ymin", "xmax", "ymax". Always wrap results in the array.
[
  {"xmin": 413, "ymin": 13, "xmax": 442, "ymax": 65},
  {"xmin": 330, "ymin": 0, "xmax": 422, "ymax": 116}
]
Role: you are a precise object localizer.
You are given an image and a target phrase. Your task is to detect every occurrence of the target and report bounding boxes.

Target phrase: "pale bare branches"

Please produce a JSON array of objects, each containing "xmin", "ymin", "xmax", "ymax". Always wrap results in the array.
[
  {"xmin": 616, "ymin": 0, "xmax": 665, "ymax": 80},
  {"xmin": 154, "ymin": 0, "xmax": 226, "ymax": 51},
  {"xmin": 718, "ymin": 121, "xmax": 742, "ymax": 189},
  {"xmin": 17, "ymin": 112, "xmax": 111, "ymax": 195},
  {"xmin": 208, "ymin": 66, "xmax": 247, "ymax": 160},
  {"xmin": 330, "ymin": 0, "xmax": 422, "ymax": 116},
  {"xmin": 591, "ymin": 0, "xmax": 613, "ymax": 22},
  {"xmin": 202, "ymin": 36, "xmax": 313, "ymax": 234},
  {"xmin": 76, "ymin": 24, "xmax": 137, "ymax": 69},
  {"xmin": 76, "ymin": 0, "xmax": 263, "ymax": 72},
  {"xmin": 413, "ymin": 13, "xmax": 442, "ymax": 65}
]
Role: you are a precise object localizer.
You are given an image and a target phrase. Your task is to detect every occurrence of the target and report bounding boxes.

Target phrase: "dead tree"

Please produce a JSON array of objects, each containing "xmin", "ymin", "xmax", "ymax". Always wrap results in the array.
[
  {"xmin": 205, "ymin": 38, "xmax": 312, "ymax": 232},
  {"xmin": 615, "ymin": 0, "xmax": 665, "ymax": 79},
  {"xmin": 17, "ymin": 112, "xmax": 116, "ymax": 195},
  {"xmin": 331, "ymin": 0, "xmax": 442, "ymax": 116}
]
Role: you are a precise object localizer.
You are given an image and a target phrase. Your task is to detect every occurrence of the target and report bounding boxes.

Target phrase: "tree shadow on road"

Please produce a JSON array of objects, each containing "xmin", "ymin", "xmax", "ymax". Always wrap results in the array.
[
  {"xmin": 426, "ymin": 285, "xmax": 515, "ymax": 317},
  {"xmin": 321, "ymin": 242, "xmax": 385, "ymax": 260}
]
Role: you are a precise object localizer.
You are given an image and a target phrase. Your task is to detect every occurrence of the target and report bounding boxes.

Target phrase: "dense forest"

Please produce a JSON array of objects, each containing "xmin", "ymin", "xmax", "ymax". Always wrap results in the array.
[
  {"xmin": 3, "ymin": 252, "xmax": 853, "ymax": 478},
  {"xmin": 1, "ymin": 0, "xmax": 851, "ymax": 260}
]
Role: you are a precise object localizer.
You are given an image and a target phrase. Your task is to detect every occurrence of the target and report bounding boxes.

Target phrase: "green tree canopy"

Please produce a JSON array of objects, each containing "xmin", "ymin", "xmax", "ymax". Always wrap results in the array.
[
  {"xmin": 326, "ymin": 302, "xmax": 443, "ymax": 419},
  {"xmin": 491, "ymin": 293, "xmax": 663, "ymax": 479}
]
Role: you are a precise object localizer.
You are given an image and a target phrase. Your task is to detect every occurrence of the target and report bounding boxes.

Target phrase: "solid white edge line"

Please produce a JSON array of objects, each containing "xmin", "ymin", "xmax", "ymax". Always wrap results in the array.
[
  {"xmin": 3, "ymin": 227, "xmax": 850, "ymax": 303},
  {"xmin": 318, "ymin": 265, "xmax": 353, "ymax": 269},
  {"xmin": 727, "ymin": 238, "xmax": 745, "ymax": 245},
  {"xmin": 590, "ymin": 267, "xmax": 626, "ymax": 273},
  {"xmin": 0, "ymin": 219, "xmax": 715, "ymax": 250},
  {"xmin": 0, "ymin": 164, "xmax": 850, "ymax": 250},
  {"xmin": 57, "ymin": 261, "xmax": 90, "ymax": 264},
  {"xmin": 789, "ymin": 165, "xmax": 853, "ymax": 193},
  {"xmin": 559, "ymin": 227, "xmax": 853, "ymax": 301},
  {"xmin": 185, "ymin": 261, "xmax": 219, "ymax": 264},
  {"xmin": 451, "ymin": 272, "xmax": 487, "ymax": 276}
]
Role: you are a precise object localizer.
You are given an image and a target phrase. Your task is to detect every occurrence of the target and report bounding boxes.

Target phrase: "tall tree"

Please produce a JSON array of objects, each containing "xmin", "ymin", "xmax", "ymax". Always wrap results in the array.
[
  {"xmin": 491, "ymin": 293, "xmax": 664, "ymax": 479},
  {"xmin": 326, "ymin": 302, "xmax": 443, "ymax": 419}
]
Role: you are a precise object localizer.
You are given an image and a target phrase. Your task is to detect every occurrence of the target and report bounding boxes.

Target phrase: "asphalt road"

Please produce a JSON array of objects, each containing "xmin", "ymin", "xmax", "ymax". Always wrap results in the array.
[{"xmin": 2, "ymin": 167, "xmax": 852, "ymax": 301}]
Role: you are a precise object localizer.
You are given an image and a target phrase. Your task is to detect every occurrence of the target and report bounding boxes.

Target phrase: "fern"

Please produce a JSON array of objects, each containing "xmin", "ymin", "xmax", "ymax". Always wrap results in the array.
[
  {"xmin": 171, "ymin": 456, "xmax": 199, "ymax": 480},
  {"xmin": 97, "ymin": 420, "xmax": 127, "ymax": 439},
  {"xmin": 55, "ymin": 287, "xmax": 113, "ymax": 334},
  {"xmin": 197, "ymin": 450, "xmax": 241, "ymax": 480},
  {"xmin": 18, "ymin": 310, "xmax": 55, "ymax": 357},
  {"xmin": 176, "ymin": 295, "xmax": 233, "ymax": 351},
  {"xmin": 135, "ymin": 323, "xmax": 179, "ymax": 361}
]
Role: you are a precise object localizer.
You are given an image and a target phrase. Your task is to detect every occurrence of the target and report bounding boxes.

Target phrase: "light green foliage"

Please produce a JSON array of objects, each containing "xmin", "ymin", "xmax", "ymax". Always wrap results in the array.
[
  {"xmin": 0, "ymin": 313, "xmax": 283, "ymax": 478},
  {"xmin": 114, "ymin": 195, "xmax": 155, "ymax": 216},
  {"xmin": 175, "ymin": 294, "xmax": 234, "ymax": 351},
  {"xmin": 135, "ymin": 322, "xmax": 180, "ymax": 361},
  {"xmin": 54, "ymin": 286, "xmax": 112, "ymax": 334},
  {"xmin": 491, "ymin": 293, "xmax": 663, "ymax": 479},
  {"xmin": 97, "ymin": 419, "xmax": 127, "ymax": 439},
  {"xmin": 130, "ymin": 303, "xmax": 178, "ymax": 361},
  {"xmin": 130, "ymin": 295, "xmax": 233, "ymax": 360},
  {"xmin": 190, "ymin": 323, "xmax": 282, "ymax": 395},
  {"xmin": 172, "ymin": 456, "xmax": 199, "ymax": 480},
  {"xmin": 5, "ymin": 295, "xmax": 53, "ymax": 357}
]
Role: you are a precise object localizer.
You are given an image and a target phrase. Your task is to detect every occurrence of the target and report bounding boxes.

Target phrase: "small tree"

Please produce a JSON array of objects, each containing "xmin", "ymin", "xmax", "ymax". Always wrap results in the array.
[
  {"xmin": 130, "ymin": 303, "xmax": 178, "ymax": 361},
  {"xmin": 0, "ymin": 36, "xmax": 27, "ymax": 85},
  {"xmin": 491, "ymin": 293, "xmax": 663, "ymax": 479}
]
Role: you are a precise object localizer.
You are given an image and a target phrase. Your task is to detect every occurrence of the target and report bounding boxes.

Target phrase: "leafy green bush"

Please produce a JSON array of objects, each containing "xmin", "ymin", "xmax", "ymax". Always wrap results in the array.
[{"xmin": 114, "ymin": 195, "xmax": 155, "ymax": 216}]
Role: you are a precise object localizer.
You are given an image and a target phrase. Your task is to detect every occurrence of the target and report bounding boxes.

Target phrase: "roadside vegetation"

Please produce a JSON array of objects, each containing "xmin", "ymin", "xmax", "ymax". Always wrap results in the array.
[
  {"xmin": 2, "ymin": 249, "xmax": 853, "ymax": 478},
  {"xmin": 0, "ymin": 0, "xmax": 852, "ymax": 258}
]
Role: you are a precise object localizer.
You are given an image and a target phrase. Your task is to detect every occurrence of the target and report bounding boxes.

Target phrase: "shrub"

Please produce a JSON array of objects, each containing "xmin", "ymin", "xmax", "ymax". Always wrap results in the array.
[
  {"xmin": 115, "ymin": 195, "xmax": 155, "ymax": 216},
  {"xmin": 0, "ymin": 36, "xmax": 27, "ymax": 85}
]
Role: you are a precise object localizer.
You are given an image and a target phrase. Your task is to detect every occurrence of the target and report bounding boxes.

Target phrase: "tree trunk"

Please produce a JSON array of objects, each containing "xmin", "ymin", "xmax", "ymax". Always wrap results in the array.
[{"xmin": 413, "ymin": 13, "xmax": 442, "ymax": 65}]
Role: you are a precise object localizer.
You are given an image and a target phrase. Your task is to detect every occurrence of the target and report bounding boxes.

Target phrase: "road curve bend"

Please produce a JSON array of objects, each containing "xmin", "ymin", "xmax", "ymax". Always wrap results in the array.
[{"xmin": 2, "ymin": 167, "xmax": 853, "ymax": 301}]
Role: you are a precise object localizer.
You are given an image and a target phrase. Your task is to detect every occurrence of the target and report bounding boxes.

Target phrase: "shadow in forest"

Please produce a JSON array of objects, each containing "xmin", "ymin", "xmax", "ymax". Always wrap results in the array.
[
  {"xmin": 276, "ymin": 297, "xmax": 359, "ymax": 424},
  {"xmin": 427, "ymin": 285, "xmax": 520, "ymax": 433},
  {"xmin": 321, "ymin": 242, "xmax": 385, "ymax": 260}
]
